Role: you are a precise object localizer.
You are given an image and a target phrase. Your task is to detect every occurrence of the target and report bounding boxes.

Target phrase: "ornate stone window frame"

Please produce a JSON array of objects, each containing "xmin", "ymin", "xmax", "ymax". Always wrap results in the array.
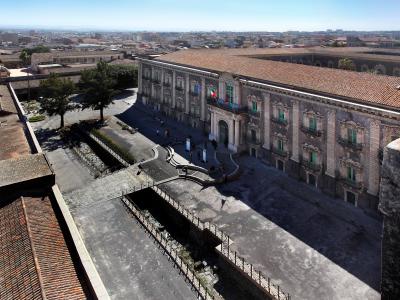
[
  {"xmin": 338, "ymin": 120, "xmax": 365, "ymax": 150},
  {"xmin": 301, "ymin": 110, "xmax": 323, "ymax": 136},
  {"xmin": 271, "ymin": 100, "xmax": 290, "ymax": 125}
]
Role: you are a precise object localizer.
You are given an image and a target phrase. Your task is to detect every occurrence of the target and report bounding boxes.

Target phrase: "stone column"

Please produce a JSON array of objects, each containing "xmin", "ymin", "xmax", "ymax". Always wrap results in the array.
[
  {"xmin": 150, "ymin": 66, "xmax": 155, "ymax": 100},
  {"xmin": 291, "ymin": 100, "xmax": 300, "ymax": 162},
  {"xmin": 200, "ymin": 77, "xmax": 206, "ymax": 121},
  {"xmin": 234, "ymin": 118, "xmax": 240, "ymax": 147},
  {"xmin": 263, "ymin": 93, "xmax": 271, "ymax": 150},
  {"xmin": 229, "ymin": 118, "xmax": 234, "ymax": 148},
  {"xmin": 185, "ymin": 73, "xmax": 190, "ymax": 114},
  {"xmin": 379, "ymin": 138, "xmax": 400, "ymax": 299},
  {"xmin": 218, "ymin": 79, "xmax": 224, "ymax": 101},
  {"xmin": 172, "ymin": 70, "xmax": 176, "ymax": 108},
  {"xmin": 138, "ymin": 61, "xmax": 143, "ymax": 94},
  {"xmin": 160, "ymin": 68, "xmax": 164, "ymax": 104},
  {"xmin": 234, "ymin": 81, "xmax": 241, "ymax": 106},
  {"xmin": 209, "ymin": 111, "xmax": 215, "ymax": 140},
  {"xmin": 368, "ymin": 119, "xmax": 381, "ymax": 196},
  {"xmin": 326, "ymin": 110, "xmax": 336, "ymax": 177}
]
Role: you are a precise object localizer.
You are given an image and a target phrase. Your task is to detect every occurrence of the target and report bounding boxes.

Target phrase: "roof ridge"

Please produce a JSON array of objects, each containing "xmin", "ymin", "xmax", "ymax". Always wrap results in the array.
[{"xmin": 21, "ymin": 196, "xmax": 47, "ymax": 300}]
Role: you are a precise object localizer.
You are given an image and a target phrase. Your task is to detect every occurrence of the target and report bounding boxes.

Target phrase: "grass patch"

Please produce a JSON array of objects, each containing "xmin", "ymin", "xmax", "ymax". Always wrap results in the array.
[
  {"xmin": 90, "ymin": 128, "xmax": 136, "ymax": 164},
  {"xmin": 28, "ymin": 115, "xmax": 45, "ymax": 122}
]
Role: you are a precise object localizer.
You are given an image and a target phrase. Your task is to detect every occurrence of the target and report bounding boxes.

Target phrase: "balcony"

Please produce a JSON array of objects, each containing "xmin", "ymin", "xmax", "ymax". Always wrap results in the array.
[
  {"xmin": 338, "ymin": 137, "xmax": 363, "ymax": 151},
  {"xmin": 207, "ymin": 98, "xmax": 247, "ymax": 114},
  {"xmin": 271, "ymin": 117, "xmax": 288, "ymax": 126},
  {"xmin": 301, "ymin": 159, "xmax": 322, "ymax": 172},
  {"xmin": 143, "ymin": 76, "xmax": 151, "ymax": 81},
  {"xmin": 190, "ymin": 91, "xmax": 200, "ymax": 97},
  {"xmin": 300, "ymin": 125, "xmax": 323, "ymax": 137},
  {"xmin": 175, "ymin": 86, "xmax": 184, "ymax": 92},
  {"xmin": 163, "ymin": 82, "xmax": 171, "ymax": 87},
  {"xmin": 152, "ymin": 78, "xmax": 161, "ymax": 84},
  {"xmin": 246, "ymin": 136, "xmax": 262, "ymax": 146},
  {"xmin": 341, "ymin": 178, "xmax": 363, "ymax": 190},
  {"xmin": 272, "ymin": 147, "xmax": 288, "ymax": 157},
  {"xmin": 248, "ymin": 110, "xmax": 261, "ymax": 118}
]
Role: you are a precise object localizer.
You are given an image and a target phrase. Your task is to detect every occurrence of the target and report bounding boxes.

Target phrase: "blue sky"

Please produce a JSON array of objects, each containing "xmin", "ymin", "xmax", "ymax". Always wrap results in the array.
[{"xmin": 1, "ymin": 0, "xmax": 399, "ymax": 32}]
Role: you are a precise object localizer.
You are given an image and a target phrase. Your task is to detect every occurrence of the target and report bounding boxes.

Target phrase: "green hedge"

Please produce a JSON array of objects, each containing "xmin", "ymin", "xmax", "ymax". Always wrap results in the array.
[
  {"xmin": 28, "ymin": 115, "xmax": 45, "ymax": 122},
  {"xmin": 91, "ymin": 128, "xmax": 136, "ymax": 164}
]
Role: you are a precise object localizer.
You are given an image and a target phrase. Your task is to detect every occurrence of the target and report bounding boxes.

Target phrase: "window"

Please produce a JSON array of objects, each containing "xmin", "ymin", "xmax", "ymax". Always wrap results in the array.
[
  {"xmin": 278, "ymin": 109, "xmax": 285, "ymax": 122},
  {"xmin": 348, "ymin": 128, "xmax": 357, "ymax": 144},
  {"xmin": 226, "ymin": 83, "xmax": 234, "ymax": 103},
  {"xmin": 309, "ymin": 151, "xmax": 317, "ymax": 164},
  {"xmin": 207, "ymin": 86, "xmax": 217, "ymax": 99},
  {"xmin": 191, "ymin": 81, "xmax": 200, "ymax": 95},
  {"xmin": 176, "ymin": 77, "xmax": 184, "ymax": 89},
  {"xmin": 251, "ymin": 130, "xmax": 257, "ymax": 142},
  {"xmin": 278, "ymin": 139, "xmax": 284, "ymax": 151},
  {"xmin": 309, "ymin": 117, "xmax": 317, "ymax": 131},
  {"xmin": 347, "ymin": 166, "xmax": 356, "ymax": 182},
  {"xmin": 252, "ymin": 101, "xmax": 257, "ymax": 112}
]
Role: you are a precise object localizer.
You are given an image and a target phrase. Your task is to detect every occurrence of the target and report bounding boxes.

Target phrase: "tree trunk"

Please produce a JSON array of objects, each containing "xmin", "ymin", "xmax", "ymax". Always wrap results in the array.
[
  {"xmin": 60, "ymin": 114, "xmax": 65, "ymax": 128},
  {"xmin": 100, "ymin": 107, "xmax": 104, "ymax": 123}
]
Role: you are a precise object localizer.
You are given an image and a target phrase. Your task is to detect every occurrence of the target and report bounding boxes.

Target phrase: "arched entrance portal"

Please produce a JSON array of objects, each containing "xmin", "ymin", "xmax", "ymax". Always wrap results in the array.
[{"xmin": 218, "ymin": 120, "xmax": 229, "ymax": 146}]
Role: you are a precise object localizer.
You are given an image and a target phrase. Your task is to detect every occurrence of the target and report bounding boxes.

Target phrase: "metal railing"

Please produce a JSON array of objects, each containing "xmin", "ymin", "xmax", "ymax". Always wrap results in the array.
[
  {"xmin": 300, "ymin": 125, "xmax": 323, "ymax": 137},
  {"xmin": 151, "ymin": 185, "xmax": 291, "ymax": 300},
  {"xmin": 207, "ymin": 99, "xmax": 248, "ymax": 114},
  {"xmin": 89, "ymin": 133, "xmax": 130, "ymax": 167},
  {"xmin": 337, "ymin": 137, "xmax": 363, "ymax": 151},
  {"xmin": 121, "ymin": 195, "xmax": 219, "ymax": 300}
]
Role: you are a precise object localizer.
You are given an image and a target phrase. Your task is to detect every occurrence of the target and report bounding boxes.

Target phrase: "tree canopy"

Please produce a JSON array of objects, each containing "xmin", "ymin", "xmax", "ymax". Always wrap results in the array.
[
  {"xmin": 338, "ymin": 58, "xmax": 356, "ymax": 71},
  {"xmin": 39, "ymin": 73, "xmax": 75, "ymax": 128},
  {"xmin": 79, "ymin": 61, "xmax": 117, "ymax": 122},
  {"xmin": 108, "ymin": 64, "xmax": 138, "ymax": 89},
  {"xmin": 19, "ymin": 45, "xmax": 51, "ymax": 66}
]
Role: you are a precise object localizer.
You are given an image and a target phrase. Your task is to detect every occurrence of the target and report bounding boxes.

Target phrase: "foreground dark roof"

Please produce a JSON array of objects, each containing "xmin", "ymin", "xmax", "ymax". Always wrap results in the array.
[{"xmin": 156, "ymin": 48, "xmax": 400, "ymax": 110}]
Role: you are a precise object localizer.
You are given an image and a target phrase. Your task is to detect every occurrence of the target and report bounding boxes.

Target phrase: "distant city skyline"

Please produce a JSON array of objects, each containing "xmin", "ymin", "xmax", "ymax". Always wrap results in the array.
[{"xmin": 1, "ymin": 0, "xmax": 400, "ymax": 32}]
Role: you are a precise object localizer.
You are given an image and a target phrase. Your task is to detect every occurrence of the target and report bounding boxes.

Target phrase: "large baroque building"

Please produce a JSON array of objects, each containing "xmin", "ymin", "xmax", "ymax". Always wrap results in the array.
[{"xmin": 137, "ymin": 48, "xmax": 400, "ymax": 211}]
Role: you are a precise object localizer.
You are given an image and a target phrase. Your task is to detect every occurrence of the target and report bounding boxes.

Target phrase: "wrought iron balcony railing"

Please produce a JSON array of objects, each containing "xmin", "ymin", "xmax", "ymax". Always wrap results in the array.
[
  {"xmin": 338, "ymin": 137, "xmax": 363, "ymax": 151},
  {"xmin": 272, "ymin": 147, "xmax": 288, "ymax": 157},
  {"xmin": 207, "ymin": 98, "xmax": 247, "ymax": 114},
  {"xmin": 271, "ymin": 117, "xmax": 288, "ymax": 126},
  {"xmin": 301, "ymin": 159, "xmax": 322, "ymax": 172},
  {"xmin": 300, "ymin": 125, "xmax": 323, "ymax": 137}
]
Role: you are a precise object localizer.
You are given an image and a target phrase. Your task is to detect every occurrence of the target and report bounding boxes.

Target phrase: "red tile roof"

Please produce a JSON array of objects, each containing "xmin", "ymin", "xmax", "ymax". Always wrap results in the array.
[
  {"xmin": 156, "ymin": 49, "xmax": 400, "ymax": 110},
  {"xmin": 0, "ymin": 197, "xmax": 89, "ymax": 300}
]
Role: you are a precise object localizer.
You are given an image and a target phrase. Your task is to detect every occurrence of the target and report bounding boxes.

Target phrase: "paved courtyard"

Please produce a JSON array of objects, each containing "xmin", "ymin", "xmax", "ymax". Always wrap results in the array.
[
  {"xmin": 31, "ymin": 89, "xmax": 382, "ymax": 300},
  {"xmin": 158, "ymin": 156, "xmax": 381, "ymax": 300}
]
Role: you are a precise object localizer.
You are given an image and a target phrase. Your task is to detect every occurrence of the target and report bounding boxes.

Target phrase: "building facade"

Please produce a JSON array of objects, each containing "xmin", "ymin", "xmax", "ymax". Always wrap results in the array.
[{"xmin": 137, "ymin": 49, "xmax": 400, "ymax": 211}]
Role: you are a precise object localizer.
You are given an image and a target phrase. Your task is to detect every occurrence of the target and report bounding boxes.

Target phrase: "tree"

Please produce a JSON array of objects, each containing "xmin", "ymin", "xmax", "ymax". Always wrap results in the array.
[
  {"xmin": 338, "ymin": 58, "xmax": 356, "ymax": 71},
  {"xmin": 108, "ymin": 64, "xmax": 138, "ymax": 89},
  {"xmin": 39, "ymin": 73, "xmax": 75, "ymax": 128},
  {"xmin": 79, "ymin": 61, "xmax": 117, "ymax": 122},
  {"xmin": 19, "ymin": 45, "xmax": 50, "ymax": 66}
]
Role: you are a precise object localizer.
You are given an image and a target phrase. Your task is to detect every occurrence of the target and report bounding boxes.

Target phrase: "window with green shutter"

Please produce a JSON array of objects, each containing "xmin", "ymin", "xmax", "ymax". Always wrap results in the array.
[
  {"xmin": 348, "ymin": 128, "xmax": 357, "ymax": 144},
  {"xmin": 309, "ymin": 151, "xmax": 317, "ymax": 164},
  {"xmin": 309, "ymin": 117, "xmax": 317, "ymax": 131},
  {"xmin": 278, "ymin": 139, "xmax": 284, "ymax": 151},
  {"xmin": 226, "ymin": 84, "xmax": 234, "ymax": 103},
  {"xmin": 347, "ymin": 166, "xmax": 356, "ymax": 182},
  {"xmin": 252, "ymin": 101, "xmax": 257, "ymax": 112},
  {"xmin": 278, "ymin": 109, "xmax": 285, "ymax": 122}
]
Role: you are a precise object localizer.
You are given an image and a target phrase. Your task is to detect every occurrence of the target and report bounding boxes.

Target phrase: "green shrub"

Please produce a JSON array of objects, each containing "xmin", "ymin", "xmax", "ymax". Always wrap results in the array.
[
  {"xmin": 28, "ymin": 115, "xmax": 45, "ymax": 122},
  {"xmin": 91, "ymin": 128, "xmax": 135, "ymax": 164}
]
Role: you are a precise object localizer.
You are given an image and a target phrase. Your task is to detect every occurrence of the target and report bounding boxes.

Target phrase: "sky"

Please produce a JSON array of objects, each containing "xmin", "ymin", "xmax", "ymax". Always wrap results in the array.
[{"xmin": 1, "ymin": 0, "xmax": 400, "ymax": 32}]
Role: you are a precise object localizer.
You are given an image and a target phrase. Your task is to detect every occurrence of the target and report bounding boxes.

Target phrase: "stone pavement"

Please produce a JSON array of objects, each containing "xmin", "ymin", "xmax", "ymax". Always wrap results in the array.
[{"xmin": 158, "ymin": 156, "xmax": 381, "ymax": 300}]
